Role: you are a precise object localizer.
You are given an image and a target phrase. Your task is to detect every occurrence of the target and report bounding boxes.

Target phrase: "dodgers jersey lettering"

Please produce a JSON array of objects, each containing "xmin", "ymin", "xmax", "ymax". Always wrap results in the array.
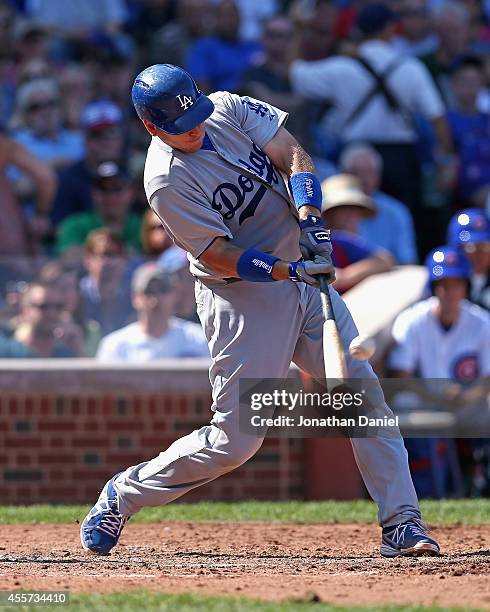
[{"xmin": 144, "ymin": 93, "xmax": 301, "ymax": 283}]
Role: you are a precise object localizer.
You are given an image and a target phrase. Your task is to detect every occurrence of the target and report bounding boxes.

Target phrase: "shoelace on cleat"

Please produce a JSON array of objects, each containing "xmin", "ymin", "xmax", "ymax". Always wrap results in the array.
[
  {"xmin": 390, "ymin": 518, "xmax": 428, "ymax": 544},
  {"xmin": 96, "ymin": 508, "xmax": 129, "ymax": 538}
]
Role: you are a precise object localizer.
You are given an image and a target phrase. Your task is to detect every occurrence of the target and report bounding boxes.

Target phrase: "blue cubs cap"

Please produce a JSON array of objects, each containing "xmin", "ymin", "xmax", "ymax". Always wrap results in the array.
[
  {"xmin": 131, "ymin": 64, "xmax": 215, "ymax": 135},
  {"xmin": 425, "ymin": 245, "xmax": 472, "ymax": 284},
  {"xmin": 447, "ymin": 208, "xmax": 490, "ymax": 246}
]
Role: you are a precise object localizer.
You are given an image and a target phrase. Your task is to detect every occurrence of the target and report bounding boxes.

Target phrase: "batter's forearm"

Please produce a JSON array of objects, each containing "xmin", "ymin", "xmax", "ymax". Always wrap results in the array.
[{"xmin": 199, "ymin": 237, "xmax": 291, "ymax": 281}]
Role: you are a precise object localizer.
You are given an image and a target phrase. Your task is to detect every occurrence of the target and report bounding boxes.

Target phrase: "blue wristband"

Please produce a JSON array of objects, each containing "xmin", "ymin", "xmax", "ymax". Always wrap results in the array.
[
  {"xmin": 289, "ymin": 172, "xmax": 322, "ymax": 211},
  {"xmin": 237, "ymin": 249, "xmax": 279, "ymax": 282}
]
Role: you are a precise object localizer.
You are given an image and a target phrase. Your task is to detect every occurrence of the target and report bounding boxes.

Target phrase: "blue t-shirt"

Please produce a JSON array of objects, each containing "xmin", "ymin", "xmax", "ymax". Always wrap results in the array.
[
  {"xmin": 359, "ymin": 191, "xmax": 417, "ymax": 264},
  {"xmin": 331, "ymin": 230, "xmax": 378, "ymax": 268},
  {"xmin": 186, "ymin": 37, "xmax": 261, "ymax": 92},
  {"xmin": 446, "ymin": 110, "xmax": 490, "ymax": 197}
]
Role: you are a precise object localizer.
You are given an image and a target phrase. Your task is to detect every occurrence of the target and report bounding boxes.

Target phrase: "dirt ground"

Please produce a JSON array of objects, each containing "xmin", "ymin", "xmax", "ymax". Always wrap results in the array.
[{"xmin": 0, "ymin": 522, "xmax": 489, "ymax": 609}]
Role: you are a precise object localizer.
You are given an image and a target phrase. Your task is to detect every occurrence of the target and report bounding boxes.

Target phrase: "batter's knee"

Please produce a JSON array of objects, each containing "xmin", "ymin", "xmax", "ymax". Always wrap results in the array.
[{"xmin": 211, "ymin": 433, "xmax": 264, "ymax": 472}]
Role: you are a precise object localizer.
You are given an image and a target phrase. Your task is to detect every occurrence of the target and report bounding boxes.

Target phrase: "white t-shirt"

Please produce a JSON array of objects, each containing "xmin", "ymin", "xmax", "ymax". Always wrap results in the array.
[
  {"xmin": 96, "ymin": 317, "xmax": 209, "ymax": 362},
  {"xmin": 389, "ymin": 297, "xmax": 490, "ymax": 381},
  {"xmin": 290, "ymin": 40, "xmax": 444, "ymax": 143}
]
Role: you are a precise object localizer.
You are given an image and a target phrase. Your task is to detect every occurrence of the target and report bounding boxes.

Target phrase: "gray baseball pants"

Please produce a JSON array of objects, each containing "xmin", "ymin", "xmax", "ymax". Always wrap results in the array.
[{"xmin": 115, "ymin": 280, "xmax": 420, "ymax": 527}]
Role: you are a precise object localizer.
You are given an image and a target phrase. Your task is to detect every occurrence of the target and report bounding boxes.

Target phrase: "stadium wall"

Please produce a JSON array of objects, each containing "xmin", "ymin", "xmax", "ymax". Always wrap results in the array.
[{"xmin": 0, "ymin": 361, "xmax": 309, "ymax": 504}]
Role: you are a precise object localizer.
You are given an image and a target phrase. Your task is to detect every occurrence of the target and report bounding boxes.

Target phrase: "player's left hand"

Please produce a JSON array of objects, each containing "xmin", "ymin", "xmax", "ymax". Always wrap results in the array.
[
  {"xmin": 299, "ymin": 215, "xmax": 333, "ymax": 261},
  {"xmin": 289, "ymin": 255, "xmax": 335, "ymax": 287}
]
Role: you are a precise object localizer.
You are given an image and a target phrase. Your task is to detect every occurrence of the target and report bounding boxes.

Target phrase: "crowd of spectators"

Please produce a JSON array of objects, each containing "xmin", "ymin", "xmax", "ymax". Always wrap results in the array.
[{"xmin": 0, "ymin": 0, "xmax": 489, "ymax": 494}]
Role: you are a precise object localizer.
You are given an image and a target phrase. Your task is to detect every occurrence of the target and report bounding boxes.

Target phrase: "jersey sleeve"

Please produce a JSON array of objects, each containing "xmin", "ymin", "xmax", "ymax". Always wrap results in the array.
[
  {"xmin": 225, "ymin": 93, "xmax": 288, "ymax": 149},
  {"xmin": 388, "ymin": 308, "xmax": 419, "ymax": 373},
  {"xmin": 150, "ymin": 182, "xmax": 233, "ymax": 259}
]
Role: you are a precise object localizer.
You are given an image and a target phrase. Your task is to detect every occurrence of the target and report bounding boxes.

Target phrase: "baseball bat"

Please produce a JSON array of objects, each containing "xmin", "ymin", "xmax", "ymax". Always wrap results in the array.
[{"xmin": 319, "ymin": 276, "xmax": 348, "ymax": 389}]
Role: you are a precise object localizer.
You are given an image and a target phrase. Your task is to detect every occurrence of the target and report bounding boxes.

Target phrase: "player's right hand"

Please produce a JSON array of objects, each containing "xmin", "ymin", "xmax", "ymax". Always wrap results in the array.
[{"xmin": 289, "ymin": 256, "xmax": 335, "ymax": 287}]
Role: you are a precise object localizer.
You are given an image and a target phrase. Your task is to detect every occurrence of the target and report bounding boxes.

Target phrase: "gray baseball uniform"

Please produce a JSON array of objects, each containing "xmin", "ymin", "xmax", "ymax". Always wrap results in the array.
[{"xmin": 114, "ymin": 92, "xmax": 420, "ymax": 527}]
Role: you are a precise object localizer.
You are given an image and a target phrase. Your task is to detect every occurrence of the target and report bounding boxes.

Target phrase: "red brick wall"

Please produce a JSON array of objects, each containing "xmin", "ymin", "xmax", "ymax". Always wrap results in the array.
[{"xmin": 0, "ymin": 389, "xmax": 305, "ymax": 504}]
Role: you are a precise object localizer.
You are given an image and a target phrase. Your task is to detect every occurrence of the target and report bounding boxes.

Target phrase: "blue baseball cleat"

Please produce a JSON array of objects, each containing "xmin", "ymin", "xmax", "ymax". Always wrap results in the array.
[
  {"xmin": 80, "ymin": 473, "xmax": 130, "ymax": 555},
  {"xmin": 381, "ymin": 518, "xmax": 441, "ymax": 558}
]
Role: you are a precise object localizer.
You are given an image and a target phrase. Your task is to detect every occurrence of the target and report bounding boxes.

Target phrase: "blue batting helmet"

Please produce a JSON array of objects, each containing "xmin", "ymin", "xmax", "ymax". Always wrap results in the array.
[
  {"xmin": 131, "ymin": 64, "xmax": 214, "ymax": 135},
  {"xmin": 425, "ymin": 245, "xmax": 472, "ymax": 284},
  {"xmin": 447, "ymin": 208, "xmax": 490, "ymax": 246}
]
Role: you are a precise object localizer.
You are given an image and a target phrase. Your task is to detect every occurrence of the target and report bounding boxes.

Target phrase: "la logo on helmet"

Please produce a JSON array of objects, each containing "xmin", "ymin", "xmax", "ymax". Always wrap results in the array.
[{"xmin": 177, "ymin": 95, "xmax": 194, "ymax": 110}]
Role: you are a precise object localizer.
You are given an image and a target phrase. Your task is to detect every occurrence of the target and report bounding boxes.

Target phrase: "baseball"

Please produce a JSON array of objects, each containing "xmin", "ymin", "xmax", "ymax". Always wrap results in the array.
[{"xmin": 349, "ymin": 335, "xmax": 376, "ymax": 360}]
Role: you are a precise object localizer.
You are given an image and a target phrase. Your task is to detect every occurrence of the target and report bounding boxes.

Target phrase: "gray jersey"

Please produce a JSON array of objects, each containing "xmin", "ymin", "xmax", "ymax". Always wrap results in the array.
[{"xmin": 144, "ymin": 92, "xmax": 301, "ymax": 283}]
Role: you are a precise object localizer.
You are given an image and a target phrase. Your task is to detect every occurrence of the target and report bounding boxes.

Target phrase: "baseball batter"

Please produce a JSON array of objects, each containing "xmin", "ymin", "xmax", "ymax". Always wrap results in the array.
[{"xmin": 81, "ymin": 64, "xmax": 440, "ymax": 558}]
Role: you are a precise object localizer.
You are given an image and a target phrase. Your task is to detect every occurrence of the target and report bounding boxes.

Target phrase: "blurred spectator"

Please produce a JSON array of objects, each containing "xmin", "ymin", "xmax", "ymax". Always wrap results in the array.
[
  {"xmin": 0, "ymin": 280, "xmax": 28, "ymax": 333},
  {"xmin": 240, "ymin": 14, "xmax": 310, "ymax": 146},
  {"xmin": 0, "ymin": 330, "xmax": 30, "ymax": 358},
  {"xmin": 289, "ymin": 0, "xmax": 339, "ymax": 61},
  {"xmin": 0, "ymin": 3, "xmax": 16, "ymax": 127},
  {"xmin": 186, "ymin": 0, "xmax": 261, "ymax": 93},
  {"xmin": 25, "ymin": 0, "xmax": 128, "ymax": 35},
  {"xmin": 80, "ymin": 228, "xmax": 134, "ymax": 335},
  {"xmin": 477, "ymin": 54, "xmax": 490, "ymax": 113},
  {"xmin": 141, "ymin": 209, "xmax": 173, "ymax": 258},
  {"xmin": 12, "ymin": 20, "xmax": 49, "ymax": 68},
  {"xmin": 126, "ymin": 0, "xmax": 177, "ymax": 48},
  {"xmin": 25, "ymin": 0, "xmax": 130, "ymax": 62},
  {"xmin": 446, "ymin": 55, "xmax": 490, "ymax": 208},
  {"xmin": 447, "ymin": 208, "xmax": 490, "ymax": 310},
  {"xmin": 96, "ymin": 262, "xmax": 208, "ymax": 362},
  {"xmin": 50, "ymin": 100, "xmax": 124, "ymax": 225},
  {"xmin": 91, "ymin": 49, "xmax": 134, "ymax": 113},
  {"xmin": 17, "ymin": 57, "xmax": 54, "ymax": 85},
  {"xmin": 389, "ymin": 245, "xmax": 490, "ymax": 496},
  {"xmin": 56, "ymin": 161, "xmax": 141, "ymax": 257},
  {"xmin": 391, "ymin": 0, "xmax": 438, "ymax": 57},
  {"xmin": 38, "ymin": 260, "xmax": 102, "ymax": 356},
  {"xmin": 147, "ymin": 0, "xmax": 213, "ymax": 68},
  {"xmin": 11, "ymin": 78, "xmax": 84, "ymax": 168},
  {"xmin": 340, "ymin": 143, "xmax": 418, "ymax": 263},
  {"xmin": 235, "ymin": 0, "xmax": 279, "ymax": 41},
  {"xmin": 59, "ymin": 63, "xmax": 94, "ymax": 131},
  {"xmin": 289, "ymin": 2, "xmax": 453, "ymax": 213},
  {"xmin": 158, "ymin": 245, "xmax": 198, "ymax": 322},
  {"xmin": 321, "ymin": 173, "xmax": 394, "ymax": 293},
  {"xmin": 0, "ymin": 133, "xmax": 56, "ymax": 260},
  {"xmin": 420, "ymin": 1, "xmax": 474, "ymax": 103},
  {"xmin": 12, "ymin": 282, "xmax": 76, "ymax": 357}
]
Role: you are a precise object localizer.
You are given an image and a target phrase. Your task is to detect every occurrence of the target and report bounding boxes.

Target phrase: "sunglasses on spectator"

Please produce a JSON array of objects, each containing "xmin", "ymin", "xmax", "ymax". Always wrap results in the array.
[
  {"xmin": 30, "ymin": 302, "xmax": 64, "ymax": 311},
  {"xmin": 143, "ymin": 285, "xmax": 171, "ymax": 296},
  {"xmin": 25, "ymin": 100, "xmax": 57, "ymax": 113}
]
